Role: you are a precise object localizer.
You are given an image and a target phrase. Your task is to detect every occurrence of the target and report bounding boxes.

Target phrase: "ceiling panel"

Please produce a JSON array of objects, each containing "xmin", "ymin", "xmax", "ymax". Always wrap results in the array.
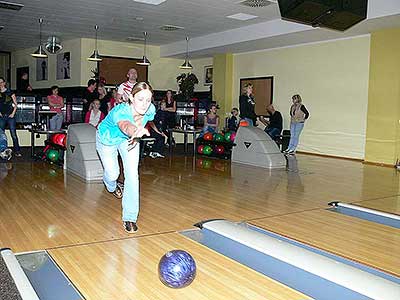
[{"xmin": 0, "ymin": 0, "xmax": 280, "ymax": 51}]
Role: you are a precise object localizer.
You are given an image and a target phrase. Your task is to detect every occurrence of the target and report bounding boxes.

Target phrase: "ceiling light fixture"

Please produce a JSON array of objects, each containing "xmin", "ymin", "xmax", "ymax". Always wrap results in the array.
[
  {"xmin": 179, "ymin": 36, "xmax": 193, "ymax": 70},
  {"xmin": 133, "ymin": 0, "xmax": 166, "ymax": 5},
  {"xmin": 88, "ymin": 25, "xmax": 102, "ymax": 62},
  {"xmin": 0, "ymin": 1, "xmax": 24, "ymax": 11},
  {"xmin": 31, "ymin": 18, "xmax": 47, "ymax": 58},
  {"xmin": 137, "ymin": 31, "xmax": 151, "ymax": 66},
  {"xmin": 45, "ymin": 36, "xmax": 62, "ymax": 54}
]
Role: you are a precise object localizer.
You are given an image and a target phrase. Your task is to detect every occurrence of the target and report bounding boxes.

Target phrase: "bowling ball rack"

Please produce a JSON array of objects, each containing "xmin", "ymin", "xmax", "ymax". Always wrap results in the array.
[{"xmin": 196, "ymin": 137, "xmax": 235, "ymax": 160}]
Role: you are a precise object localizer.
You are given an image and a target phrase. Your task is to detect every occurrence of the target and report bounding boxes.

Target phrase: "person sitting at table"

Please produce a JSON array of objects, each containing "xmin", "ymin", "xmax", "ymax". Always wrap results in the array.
[
  {"xmin": 47, "ymin": 86, "xmax": 64, "ymax": 131},
  {"xmin": 201, "ymin": 104, "xmax": 219, "ymax": 135},
  {"xmin": 85, "ymin": 99, "xmax": 105, "ymax": 128}
]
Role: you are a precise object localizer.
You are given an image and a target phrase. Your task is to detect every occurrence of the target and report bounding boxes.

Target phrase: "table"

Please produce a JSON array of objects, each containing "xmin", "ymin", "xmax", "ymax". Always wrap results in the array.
[
  {"xmin": 38, "ymin": 111, "xmax": 57, "ymax": 130},
  {"xmin": 29, "ymin": 128, "xmax": 66, "ymax": 157},
  {"xmin": 168, "ymin": 128, "xmax": 202, "ymax": 156}
]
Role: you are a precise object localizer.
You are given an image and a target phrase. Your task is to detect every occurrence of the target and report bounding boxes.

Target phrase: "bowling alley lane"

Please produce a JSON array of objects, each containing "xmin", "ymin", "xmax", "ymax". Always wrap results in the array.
[
  {"xmin": 48, "ymin": 232, "xmax": 311, "ymax": 300},
  {"xmin": 252, "ymin": 209, "xmax": 400, "ymax": 277}
]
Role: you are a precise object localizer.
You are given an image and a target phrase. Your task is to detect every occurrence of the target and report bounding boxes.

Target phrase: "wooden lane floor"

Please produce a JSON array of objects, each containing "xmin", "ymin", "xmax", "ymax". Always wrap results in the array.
[
  {"xmin": 0, "ymin": 154, "xmax": 400, "ymax": 252},
  {"xmin": 251, "ymin": 209, "xmax": 400, "ymax": 277},
  {"xmin": 48, "ymin": 232, "xmax": 311, "ymax": 300},
  {"xmin": 354, "ymin": 196, "xmax": 400, "ymax": 215}
]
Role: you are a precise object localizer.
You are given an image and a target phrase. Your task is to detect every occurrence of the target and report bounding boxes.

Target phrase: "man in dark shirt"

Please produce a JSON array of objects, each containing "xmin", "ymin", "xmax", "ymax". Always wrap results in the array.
[
  {"xmin": 259, "ymin": 104, "xmax": 283, "ymax": 140},
  {"xmin": 82, "ymin": 79, "xmax": 97, "ymax": 120}
]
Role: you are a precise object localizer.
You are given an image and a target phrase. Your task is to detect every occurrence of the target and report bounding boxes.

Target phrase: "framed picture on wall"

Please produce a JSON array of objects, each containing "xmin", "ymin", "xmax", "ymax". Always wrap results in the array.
[
  {"xmin": 36, "ymin": 57, "xmax": 48, "ymax": 81},
  {"xmin": 56, "ymin": 52, "xmax": 71, "ymax": 80},
  {"xmin": 204, "ymin": 66, "xmax": 213, "ymax": 86}
]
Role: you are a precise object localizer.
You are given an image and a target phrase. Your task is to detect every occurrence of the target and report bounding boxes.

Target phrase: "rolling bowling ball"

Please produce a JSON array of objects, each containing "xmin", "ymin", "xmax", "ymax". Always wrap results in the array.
[
  {"xmin": 230, "ymin": 132, "xmax": 236, "ymax": 142},
  {"xmin": 203, "ymin": 132, "xmax": 214, "ymax": 141},
  {"xmin": 214, "ymin": 145, "xmax": 225, "ymax": 155},
  {"xmin": 214, "ymin": 133, "xmax": 224, "ymax": 142},
  {"xmin": 224, "ymin": 132, "xmax": 232, "ymax": 142},
  {"xmin": 203, "ymin": 145, "xmax": 213, "ymax": 155},
  {"xmin": 158, "ymin": 250, "xmax": 196, "ymax": 288},
  {"xmin": 46, "ymin": 149, "xmax": 60, "ymax": 162},
  {"xmin": 197, "ymin": 145, "xmax": 205, "ymax": 154}
]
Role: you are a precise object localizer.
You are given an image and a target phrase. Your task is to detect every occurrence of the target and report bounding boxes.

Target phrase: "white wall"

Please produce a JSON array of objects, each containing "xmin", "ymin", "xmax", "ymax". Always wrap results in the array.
[{"xmin": 233, "ymin": 36, "xmax": 371, "ymax": 159}]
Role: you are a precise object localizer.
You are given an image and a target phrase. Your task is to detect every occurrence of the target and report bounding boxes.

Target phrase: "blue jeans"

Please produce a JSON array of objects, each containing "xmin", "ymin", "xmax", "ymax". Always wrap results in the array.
[
  {"xmin": 0, "ymin": 128, "xmax": 7, "ymax": 152},
  {"xmin": 0, "ymin": 116, "xmax": 20, "ymax": 152},
  {"xmin": 288, "ymin": 122, "xmax": 304, "ymax": 151},
  {"xmin": 96, "ymin": 134, "xmax": 140, "ymax": 222},
  {"xmin": 201, "ymin": 126, "xmax": 216, "ymax": 135},
  {"xmin": 265, "ymin": 127, "xmax": 281, "ymax": 140},
  {"xmin": 50, "ymin": 113, "xmax": 63, "ymax": 131}
]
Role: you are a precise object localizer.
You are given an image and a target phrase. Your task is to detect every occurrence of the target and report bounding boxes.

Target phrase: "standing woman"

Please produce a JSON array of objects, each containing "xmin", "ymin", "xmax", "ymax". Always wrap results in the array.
[
  {"xmin": 0, "ymin": 77, "xmax": 21, "ymax": 157},
  {"xmin": 285, "ymin": 94, "xmax": 310, "ymax": 155},
  {"xmin": 162, "ymin": 90, "xmax": 176, "ymax": 129},
  {"xmin": 239, "ymin": 83, "xmax": 257, "ymax": 126},
  {"xmin": 47, "ymin": 85, "xmax": 64, "ymax": 131},
  {"xmin": 96, "ymin": 82, "xmax": 155, "ymax": 233}
]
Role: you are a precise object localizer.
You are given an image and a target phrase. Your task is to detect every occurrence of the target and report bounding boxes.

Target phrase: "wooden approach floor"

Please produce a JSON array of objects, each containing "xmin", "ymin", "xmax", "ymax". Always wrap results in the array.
[{"xmin": 0, "ymin": 154, "xmax": 399, "ymax": 299}]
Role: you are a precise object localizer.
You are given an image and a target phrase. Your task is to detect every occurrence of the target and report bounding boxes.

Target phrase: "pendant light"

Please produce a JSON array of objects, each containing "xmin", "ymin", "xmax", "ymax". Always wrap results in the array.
[
  {"xmin": 31, "ymin": 18, "xmax": 48, "ymax": 58},
  {"xmin": 88, "ymin": 25, "xmax": 102, "ymax": 62},
  {"xmin": 137, "ymin": 31, "xmax": 151, "ymax": 66},
  {"xmin": 179, "ymin": 36, "xmax": 193, "ymax": 70}
]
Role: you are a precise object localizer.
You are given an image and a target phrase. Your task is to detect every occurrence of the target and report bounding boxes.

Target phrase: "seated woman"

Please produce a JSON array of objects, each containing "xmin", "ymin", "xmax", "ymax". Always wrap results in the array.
[
  {"xmin": 202, "ymin": 104, "xmax": 219, "ymax": 135},
  {"xmin": 85, "ymin": 99, "xmax": 105, "ymax": 128}
]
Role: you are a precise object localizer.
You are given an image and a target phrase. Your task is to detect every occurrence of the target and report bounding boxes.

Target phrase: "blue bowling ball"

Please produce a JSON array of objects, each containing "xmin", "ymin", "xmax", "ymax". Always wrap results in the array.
[{"xmin": 158, "ymin": 250, "xmax": 196, "ymax": 288}]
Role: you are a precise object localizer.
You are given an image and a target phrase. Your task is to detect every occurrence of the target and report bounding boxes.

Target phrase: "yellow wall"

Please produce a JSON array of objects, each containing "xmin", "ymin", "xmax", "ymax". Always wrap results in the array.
[
  {"xmin": 213, "ymin": 53, "xmax": 234, "ymax": 119},
  {"xmin": 365, "ymin": 28, "xmax": 400, "ymax": 165},
  {"xmin": 11, "ymin": 39, "xmax": 82, "ymax": 89},
  {"xmin": 81, "ymin": 38, "xmax": 212, "ymax": 91},
  {"xmin": 233, "ymin": 36, "xmax": 371, "ymax": 159}
]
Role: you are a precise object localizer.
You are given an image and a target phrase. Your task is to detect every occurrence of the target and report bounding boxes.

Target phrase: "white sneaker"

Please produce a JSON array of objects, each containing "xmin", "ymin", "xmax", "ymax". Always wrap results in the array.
[
  {"xmin": 287, "ymin": 149, "xmax": 296, "ymax": 155},
  {"xmin": 150, "ymin": 152, "xmax": 164, "ymax": 158},
  {"xmin": 0, "ymin": 149, "xmax": 12, "ymax": 160}
]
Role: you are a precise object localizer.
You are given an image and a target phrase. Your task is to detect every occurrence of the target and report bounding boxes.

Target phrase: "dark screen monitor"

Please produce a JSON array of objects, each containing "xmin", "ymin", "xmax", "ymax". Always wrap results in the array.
[{"xmin": 278, "ymin": 0, "xmax": 368, "ymax": 31}]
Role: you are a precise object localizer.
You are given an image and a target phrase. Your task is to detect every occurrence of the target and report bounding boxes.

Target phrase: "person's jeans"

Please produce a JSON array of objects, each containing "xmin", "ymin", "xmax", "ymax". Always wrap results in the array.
[
  {"xmin": 50, "ymin": 113, "xmax": 63, "ymax": 131},
  {"xmin": 0, "ymin": 128, "xmax": 7, "ymax": 152},
  {"xmin": 265, "ymin": 127, "xmax": 281, "ymax": 140},
  {"xmin": 200, "ymin": 126, "xmax": 216, "ymax": 138},
  {"xmin": 0, "ymin": 116, "xmax": 20, "ymax": 152},
  {"xmin": 288, "ymin": 122, "xmax": 304, "ymax": 151},
  {"xmin": 96, "ymin": 134, "xmax": 140, "ymax": 222}
]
